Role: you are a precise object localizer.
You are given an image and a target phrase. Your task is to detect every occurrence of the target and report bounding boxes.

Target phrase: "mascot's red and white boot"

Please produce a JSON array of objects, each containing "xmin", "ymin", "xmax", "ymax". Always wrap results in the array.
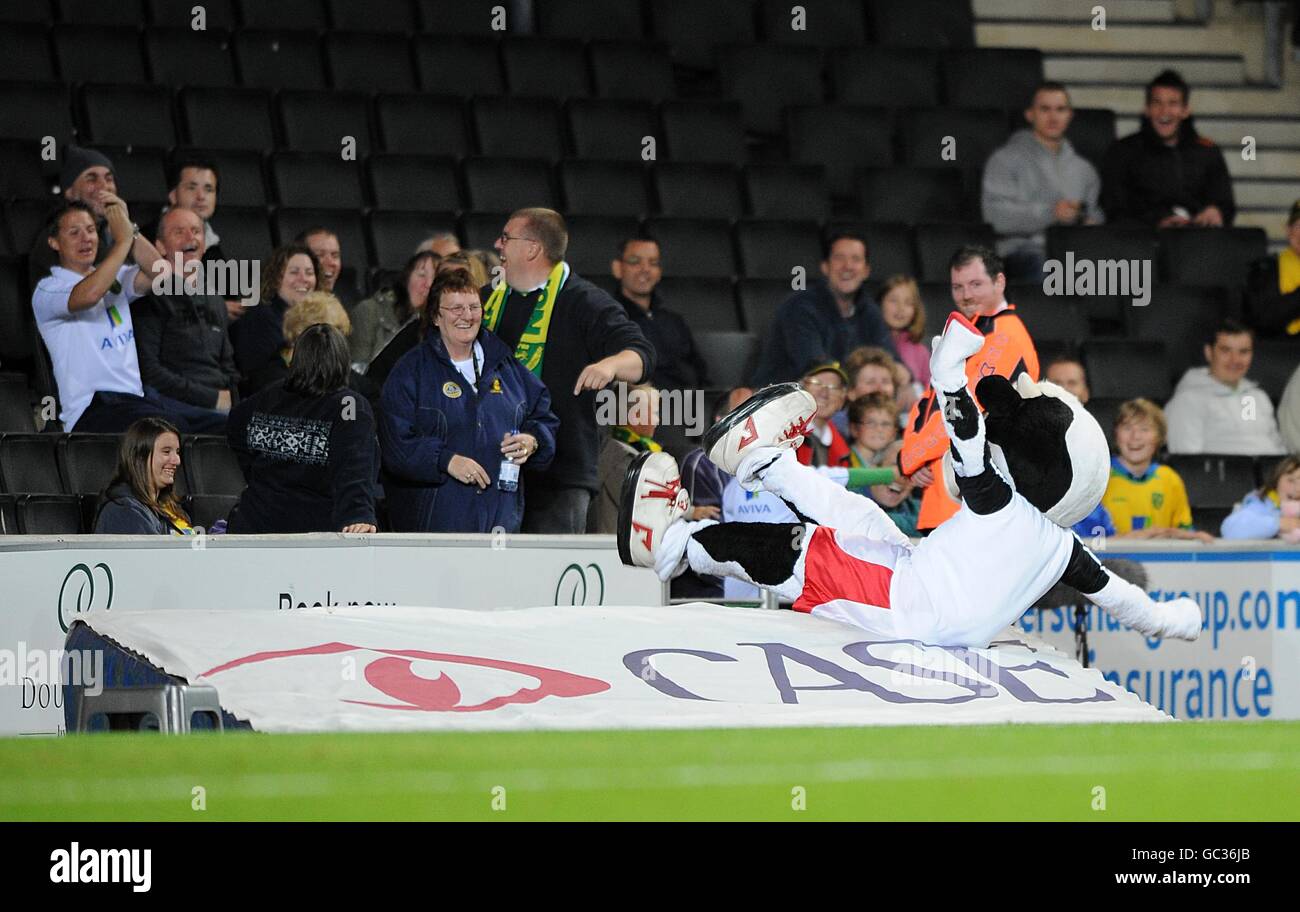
[
  {"xmin": 617, "ymin": 450, "xmax": 694, "ymax": 577},
  {"xmin": 703, "ymin": 383, "xmax": 817, "ymax": 490},
  {"xmin": 929, "ymin": 312, "xmax": 990, "ymax": 477}
]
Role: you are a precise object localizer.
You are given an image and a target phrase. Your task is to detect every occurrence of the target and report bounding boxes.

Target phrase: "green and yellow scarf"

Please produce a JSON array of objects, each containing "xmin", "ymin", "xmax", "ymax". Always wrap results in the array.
[
  {"xmin": 482, "ymin": 261, "xmax": 567, "ymax": 377},
  {"xmin": 612, "ymin": 426, "xmax": 662, "ymax": 453}
]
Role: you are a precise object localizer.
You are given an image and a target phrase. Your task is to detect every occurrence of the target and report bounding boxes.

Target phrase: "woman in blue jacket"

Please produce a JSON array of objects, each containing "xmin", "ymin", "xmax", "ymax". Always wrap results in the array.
[
  {"xmin": 1221, "ymin": 455, "xmax": 1300, "ymax": 540},
  {"xmin": 379, "ymin": 270, "xmax": 559, "ymax": 532}
]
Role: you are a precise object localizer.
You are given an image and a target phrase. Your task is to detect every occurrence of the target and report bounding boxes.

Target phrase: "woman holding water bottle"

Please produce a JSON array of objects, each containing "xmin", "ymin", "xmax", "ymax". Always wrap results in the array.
[{"xmin": 379, "ymin": 270, "xmax": 559, "ymax": 532}]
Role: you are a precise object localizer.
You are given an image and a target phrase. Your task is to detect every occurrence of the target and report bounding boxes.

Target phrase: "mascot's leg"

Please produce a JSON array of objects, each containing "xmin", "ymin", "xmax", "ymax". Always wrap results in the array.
[{"xmin": 1059, "ymin": 537, "xmax": 1203, "ymax": 640}]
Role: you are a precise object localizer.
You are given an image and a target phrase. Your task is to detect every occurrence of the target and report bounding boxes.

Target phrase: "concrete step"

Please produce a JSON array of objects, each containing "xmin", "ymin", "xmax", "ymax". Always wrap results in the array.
[
  {"xmin": 976, "ymin": 19, "xmax": 1265, "ymax": 61},
  {"xmin": 1069, "ymin": 83, "xmax": 1300, "ymax": 116},
  {"xmin": 1233, "ymin": 179, "xmax": 1300, "ymax": 208},
  {"xmin": 1225, "ymin": 148, "xmax": 1300, "ymax": 179},
  {"xmin": 1046, "ymin": 53, "xmax": 1245, "ymax": 85},
  {"xmin": 1235, "ymin": 208, "xmax": 1291, "ymax": 244},
  {"xmin": 975, "ymin": 0, "xmax": 1179, "ymax": 23},
  {"xmin": 1116, "ymin": 116, "xmax": 1300, "ymax": 148}
]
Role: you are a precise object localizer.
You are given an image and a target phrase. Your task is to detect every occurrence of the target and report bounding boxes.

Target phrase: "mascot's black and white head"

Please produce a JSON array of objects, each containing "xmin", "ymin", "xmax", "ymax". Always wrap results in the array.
[{"xmin": 942, "ymin": 373, "xmax": 1109, "ymax": 528}]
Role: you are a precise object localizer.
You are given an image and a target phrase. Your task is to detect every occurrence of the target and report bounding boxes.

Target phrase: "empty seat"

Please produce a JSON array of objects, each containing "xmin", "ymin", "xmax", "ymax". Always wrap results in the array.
[
  {"xmin": 786, "ymin": 105, "xmax": 893, "ymax": 198},
  {"xmin": 502, "ymin": 37, "xmax": 589, "ymax": 99},
  {"xmin": 414, "ymin": 0, "xmax": 510, "ymax": 34},
  {"xmin": 736, "ymin": 277, "xmax": 792, "ymax": 340},
  {"xmin": 233, "ymin": 29, "xmax": 327, "ymax": 90},
  {"xmin": 237, "ymin": 0, "xmax": 327, "ymax": 31},
  {"xmin": 718, "ymin": 45, "xmax": 824, "ymax": 134},
  {"xmin": 1160, "ymin": 227, "xmax": 1267, "ymax": 290},
  {"xmin": 1248, "ymin": 338, "xmax": 1297, "ymax": 405},
  {"xmin": 145, "ymin": 27, "xmax": 237, "ymax": 87},
  {"xmin": 759, "ymin": 0, "xmax": 867, "ymax": 45},
  {"xmin": 368, "ymin": 211, "xmax": 459, "ymax": 270},
  {"xmin": 735, "ymin": 220, "xmax": 823, "ymax": 281},
  {"xmin": 1006, "ymin": 286, "xmax": 1087, "ymax": 344},
  {"xmin": 563, "ymin": 215, "xmax": 640, "ymax": 277},
  {"xmin": 459, "ymin": 211, "xmax": 510, "ymax": 249},
  {"xmin": 79, "ymin": 84, "xmax": 175, "ymax": 148},
  {"xmin": 376, "ymin": 93, "xmax": 470, "ymax": 156},
  {"xmin": 0, "ymin": 434, "xmax": 63, "ymax": 494},
  {"xmin": 472, "ymin": 97, "xmax": 564, "ymax": 162},
  {"xmin": 1045, "ymin": 226, "xmax": 1161, "ymax": 278},
  {"xmin": 17, "ymin": 494, "xmax": 81, "ymax": 534},
  {"xmin": 694, "ymin": 331, "xmax": 759, "ymax": 389},
  {"xmin": 650, "ymin": 0, "xmax": 757, "ymax": 69},
  {"xmin": 0, "ymin": 82, "xmax": 74, "ymax": 143},
  {"xmin": 463, "ymin": 158, "xmax": 555, "ymax": 211},
  {"xmin": 567, "ymin": 98, "xmax": 658, "ymax": 161},
  {"xmin": 147, "ymin": 0, "xmax": 236, "ymax": 29},
  {"xmin": 271, "ymin": 152, "xmax": 367, "ymax": 209},
  {"xmin": 415, "ymin": 36, "xmax": 503, "ymax": 95},
  {"xmin": 867, "ymin": 0, "xmax": 974, "ymax": 48},
  {"xmin": 832, "ymin": 47, "xmax": 939, "ymax": 108},
  {"xmin": 58, "ymin": 434, "xmax": 120, "ymax": 495},
  {"xmin": 1084, "ymin": 339, "xmax": 1172, "ymax": 402},
  {"xmin": 325, "ymin": 32, "xmax": 416, "ymax": 92},
  {"xmin": 588, "ymin": 40, "xmax": 675, "ymax": 102},
  {"xmin": 1165, "ymin": 454, "xmax": 1258, "ymax": 510},
  {"xmin": 537, "ymin": 0, "xmax": 645, "ymax": 39},
  {"xmin": 185, "ymin": 149, "xmax": 269, "ymax": 208},
  {"xmin": 913, "ymin": 222, "xmax": 995, "ymax": 283},
  {"xmin": 642, "ymin": 218, "xmax": 736, "ymax": 279},
  {"xmin": 0, "ymin": 260, "xmax": 33, "ymax": 364},
  {"xmin": 97, "ymin": 146, "xmax": 169, "ymax": 204},
  {"xmin": 654, "ymin": 163, "xmax": 743, "ymax": 219},
  {"xmin": 0, "ymin": 0, "xmax": 53, "ymax": 23},
  {"xmin": 0, "ymin": 140, "xmax": 55, "ymax": 200},
  {"xmin": 212, "ymin": 206, "xmax": 274, "ymax": 264},
  {"xmin": 858, "ymin": 168, "xmax": 964, "ymax": 224},
  {"xmin": 899, "ymin": 107, "xmax": 1009, "ymax": 171},
  {"xmin": 744, "ymin": 164, "xmax": 830, "ymax": 221},
  {"xmin": 824, "ymin": 222, "xmax": 916, "ymax": 280},
  {"xmin": 367, "ymin": 154, "xmax": 461, "ymax": 211},
  {"xmin": 655, "ymin": 278, "xmax": 740, "ymax": 332},
  {"xmin": 1065, "ymin": 108, "xmax": 1116, "ymax": 172},
  {"xmin": 179, "ymin": 87, "xmax": 276, "ymax": 151},
  {"xmin": 186, "ymin": 494, "xmax": 238, "ymax": 529},
  {"xmin": 274, "ymin": 209, "xmax": 368, "ymax": 274},
  {"xmin": 4, "ymin": 201, "xmax": 51, "ymax": 259},
  {"xmin": 278, "ymin": 90, "xmax": 373, "ymax": 155},
  {"xmin": 0, "ymin": 24, "xmax": 56, "ymax": 81},
  {"xmin": 941, "ymin": 48, "xmax": 1043, "ymax": 110},
  {"xmin": 1127, "ymin": 286, "xmax": 1228, "ymax": 384},
  {"xmin": 1085, "ymin": 396, "xmax": 1122, "ymax": 450},
  {"xmin": 560, "ymin": 160, "xmax": 650, "ymax": 217},
  {"xmin": 0, "ymin": 376, "xmax": 33, "ymax": 433},
  {"xmin": 53, "ymin": 25, "xmax": 146, "ymax": 84},
  {"xmin": 662, "ymin": 101, "xmax": 746, "ymax": 163},
  {"xmin": 183, "ymin": 435, "xmax": 247, "ymax": 496},
  {"xmin": 326, "ymin": 0, "xmax": 416, "ymax": 33}
]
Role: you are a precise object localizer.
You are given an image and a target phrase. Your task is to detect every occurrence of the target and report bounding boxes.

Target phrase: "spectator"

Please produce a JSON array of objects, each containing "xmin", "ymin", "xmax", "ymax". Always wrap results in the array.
[
  {"xmin": 797, "ymin": 361, "xmax": 852, "ymax": 468},
  {"xmin": 1246, "ymin": 199, "xmax": 1300, "ymax": 336},
  {"xmin": 612, "ymin": 235, "xmax": 710, "ymax": 390},
  {"xmin": 93, "ymin": 417, "xmax": 194, "ymax": 535},
  {"xmin": 1164, "ymin": 320, "xmax": 1287, "ymax": 455},
  {"xmin": 901, "ymin": 245, "xmax": 1040, "ymax": 532},
  {"xmin": 29, "ymin": 145, "xmax": 119, "ymax": 286},
  {"xmin": 379, "ymin": 270, "xmax": 557, "ymax": 534},
  {"xmin": 612, "ymin": 383, "xmax": 663, "ymax": 453},
  {"xmin": 588, "ymin": 430, "xmax": 638, "ymax": 535},
  {"xmin": 878, "ymin": 275, "xmax": 931, "ymax": 390},
  {"xmin": 483, "ymin": 207, "xmax": 655, "ymax": 534},
  {"xmin": 1045, "ymin": 354, "xmax": 1091, "ymax": 403},
  {"xmin": 417, "ymin": 231, "xmax": 462, "ymax": 258},
  {"xmin": 164, "ymin": 156, "xmax": 224, "ymax": 261},
  {"xmin": 982, "ymin": 81, "xmax": 1103, "ymax": 280},
  {"xmin": 845, "ymin": 394, "xmax": 918, "ymax": 536},
  {"xmin": 133, "ymin": 207, "xmax": 239, "ymax": 423},
  {"xmin": 226, "ymin": 323, "xmax": 378, "ymax": 534},
  {"xmin": 750, "ymin": 232, "xmax": 898, "ymax": 385},
  {"xmin": 231, "ymin": 244, "xmax": 321, "ymax": 396},
  {"xmin": 835, "ymin": 344, "xmax": 900, "ymax": 437},
  {"xmin": 1279, "ymin": 363, "xmax": 1300, "ymax": 453},
  {"xmin": 297, "ymin": 227, "xmax": 358, "ymax": 309},
  {"xmin": 1101, "ymin": 69, "xmax": 1235, "ymax": 228},
  {"xmin": 1221, "ymin": 455, "xmax": 1300, "ymax": 540},
  {"xmin": 349, "ymin": 251, "xmax": 438, "ymax": 366},
  {"xmin": 1102, "ymin": 398, "xmax": 1213, "ymax": 541}
]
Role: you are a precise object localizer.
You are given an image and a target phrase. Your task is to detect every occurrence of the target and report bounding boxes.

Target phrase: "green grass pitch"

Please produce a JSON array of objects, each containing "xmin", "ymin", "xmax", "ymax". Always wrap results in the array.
[{"xmin": 1, "ymin": 721, "xmax": 1297, "ymax": 821}]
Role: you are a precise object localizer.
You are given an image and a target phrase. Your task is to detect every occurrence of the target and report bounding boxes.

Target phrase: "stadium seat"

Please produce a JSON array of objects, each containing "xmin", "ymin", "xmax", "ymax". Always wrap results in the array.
[
  {"xmin": 186, "ymin": 149, "xmax": 269, "ymax": 208},
  {"xmin": 415, "ymin": 0, "xmax": 518, "ymax": 34},
  {"xmin": 274, "ymin": 209, "xmax": 369, "ymax": 274},
  {"xmin": 661, "ymin": 101, "xmax": 746, "ymax": 164},
  {"xmin": 326, "ymin": 0, "xmax": 416, "ymax": 33},
  {"xmin": 743, "ymin": 163, "xmax": 830, "ymax": 221},
  {"xmin": 279, "ymin": 91, "xmax": 374, "ymax": 155},
  {"xmin": 1006, "ymin": 285, "xmax": 1088, "ymax": 344},
  {"xmin": 831, "ymin": 47, "xmax": 940, "ymax": 108},
  {"xmin": 695, "ymin": 331, "xmax": 759, "ymax": 389},
  {"xmin": 567, "ymin": 99, "xmax": 658, "ymax": 162},
  {"xmin": 147, "ymin": 0, "xmax": 236, "ymax": 29},
  {"xmin": 1085, "ymin": 396, "xmax": 1122, "ymax": 450},
  {"xmin": 78, "ymin": 84, "xmax": 175, "ymax": 148},
  {"xmin": 867, "ymin": 0, "xmax": 974, "ymax": 48},
  {"xmin": 326, "ymin": 32, "xmax": 417, "ymax": 92},
  {"xmin": 858, "ymin": 168, "xmax": 964, "ymax": 224},
  {"xmin": 735, "ymin": 278, "xmax": 791, "ymax": 340},
  {"xmin": 655, "ymin": 278, "xmax": 741, "ymax": 332},
  {"xmin": 17, "ymin": 494, "xmax": 82, "ymax": 534},
  {"xmin": 1127, "ymin": 286, "xmax": 1228, "ymax": 384},
  {"xmin": 459, "ymin": 211, "xmax": 511, "ymax": 250},
  {"xmin": 1255, "ymin": 455, "xmax": 1289, "ymax": 489},
  {"xmin": 560, "ymin": 215, "xmax": 640, "ymax": 277},
  {"xmin": 26, "ymin": 325, "xmax": 59, "ymax": 422},
  {"xmin": 53, "ymin": 25, "xmax": 146, "ymax": 84},
  {"xmin": 1046, "ymin": 226, "xmax": 1161, "ymax": 274},
  {"xmin": 653, "ymin": 163, "xmax": 744, "ymax": 219},
  {"xmin": 1160, "ymin": 227, "xmax": 1268, "ymax": 290},
  {"xmin": 375, "ymin": 94, "xmax": 470, "ymax": 156},
  {"xmin": 367, "ymin": 154, "xmax": 462, "ymax": 212},
  {"xmin": 179, "ymin": 87, "xmax": 276, "ymax": 151},
  {"xmin": 414, "ymin": 36, "xmax": 503, "ymax": 95},
  {"xmin": 368, "ymin": 211, "xmax": 459, "ymax": 270},
  {"xmin": 899, "ymin": 107, "xmax": 1009, "ymax": 172},
  {"xmin": 759, "ymin": 0, "xmax": 867, "ymax": 45},
  {"xmin": 588, "ymin": 41, "xmax": 675, "ymax": 102},
  {"xmin": 537, "ymin": 0, "xmax": 646, "ymax": 40},
  {"xmin": 786, "ymin": 106, "xmax": 894, "ymax": 198},
  {"xmin": 271, "ymin": 152, "xmax": 367, "ymax": 209},
  {"xmin": 1084, "ymin": 339, "xmax": 1172, "ymax": 402},
  {"xmin": 642, "ymin": 218, "xmax": 737, "ymax": 279},
  {"xmin": 913, "ymin": 222, "xmax": 995, "ymax": 283},
  {"xmin": 212, "ymin": 206, "xmax": 274, "ymax": 264},
  {"xmin": 185, "ymin": 436, "xmax": 247, "ymax": 497},
  {"xmin": 232, "ymin": 29, "xmax": 328, "ymax": 90},
  {"xmin": 0, "ymin": 82, "xmax": 74, "ymax": 143},
  {"xmin": 0, "ymin": 434, "xmax": 63, "ymax": 494},
  {"xmin": 940, "ymin": 48, "xmax": 1043, "ymax": 110},
  {"xmin": 0, "ymin": 376, "xmax": 33, "ymax": 434},
  {"xmin": 0, "ymin": 140, "xmax": 54, "ymax": 201},
  {"xmin": 185, "ymin": 494, "xmax": 238, "ymax": 529},
  {"xmin": 0, "ymin": 24, "xmax": 56, "ymax": 82},
  {"xmin": 502, "ymin": 37, "xmax": 590, "ymax": 99},
  {"xmin": 1064, "ymin": 108, "xmax": 1116, "ymax": 172},
  {"xmin": 472, "ymin": 97, "xmax": 565, "ymax": 162},
  {"xmin": 4, "ymin": 201, "xmax": 51, "ymax": 260},
  {"xmin": 463, "ymin": 158, "xmax": 555, "ymax": 211},
  {"xmin": 236, "ymin": 0, "xmax": 327, "ymax": 31},
  {"xmin": 93, "ymin": 146, "xmax": 168, "ymax": 205},
  {"xmin": 560, "ymin": 160, "xmax": 651, "ymax": 217},
  {"xmin": 0, "ymin": 0, "xmax": 53, "ymax": 23},
  {"xmin": 0, "ymin": 259, "xmax": 32, "ymax": 366},
  {"xmin": 717, "ymin": 45, "xmax": 824, "ymax": 135},
  {"xmin": 145, "ymin": 28, "xmax": 237, "ymax": 87},
  {"xmin": 734, "ymin": 220, "xmax": 823, "ymax": 281},
  {"xmin": 0, "ymin": 494, "xmax": 17, "ymax": 534},
  {"xmin": 650, "ymin": 0, "xmax": 757, "ymax": 69},
  {"xmin": 1248, "ymin": 338, "xmax": 1298, "ymax": 406},
  {"xmin": 59, "ymin": 0, "xmax": 144, "ymax": 24},
  {"xmin": 58, "ymin": 434, "xmax": 120, "ymax": 496},
  {"xmin": 1166, "ymin": 454, "xmax": 1257, "ymax": 511}
]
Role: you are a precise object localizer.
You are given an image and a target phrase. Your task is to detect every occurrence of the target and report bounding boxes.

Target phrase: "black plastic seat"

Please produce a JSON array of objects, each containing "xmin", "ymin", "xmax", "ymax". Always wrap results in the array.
[
  {"xmin": 185, "ymin": 493, "xmax": 238, "ymax": 529},
  {"xmin": 913, "ymin": 222, "xmax": 995, "ymax": 283},
  {"xmin": 415, "ymin": 36, "xmax": 503, "ymax": 95},
  {"xmin": 650, "ymin": 0, "xmax": 757, "ymax": 69},
  {"xmin": 832, "ymin": 47, "xmax": 939, "ymax": 107},
  {"xmin": 1160, "ymin": 227, "xmax": 1267, "ymax": 290},
  {"xmin": 736, "ymin": 278, "xmax": 791, "ymax": 340},
  {"xmin": 743, "ymin": 164, "xmax": 830, "ymax": 221},
  {"xmin": 0, "ymin": 376, "xmax": 34, "ymax": 433},
  {"xmin": 376, "ymin": 93, "xmax": 470, "ymax": 156},
  {"xmin": 536, "ymin": 0, "xmax": 645, "ymax": 40},
  {"xmin": 462, "ymin": 158, "xmax": 555, "ymax": 211},
  {"xmin": 656, "ymin": 278, "xmax": 740, "ymax": 332},
  {"xmin": 0, "ymin": 24, "xmax": 56, "ymax": 82},
  {"xmin": 694, "ymin": 331, "xmax": 759, "ymax": 389},
  {"xmin": 145, "ymin": 27, "xmax": 237, "ymax": 87},
  {"xmin": 786, "ymin": 105, "xmax": 894, "ymax": 198},
  {"xmin": 278, "ymin": 90, "xmax": 374, "ymax": 155},
  {"xmin": 4, "ymin": 201, "xmax": 51, "ymax": 259},
  {"xmin": 567, "ymin": 98, "xmax": 658, "ymax": 161},
  {"xmin": 326, "ymin": 0, "xmax": 416, "ymax": 33},
  {"xmin": 179, "ymin": 87, "xmax": 276, "ymax": 151},
  {"xmin": 734, "ymin": 220, "xmax": 823, "ymax": 281},
  {"xmin": 271, "ymin": 152, "xmax": 367, "ymax": 209},
  {"xmin": 53, "ymin": 25, "xmax": 146, "ymax": 84},
  {"xmin": 0, "ymin": 82, "xmax": 74, "ymax": 143},
  {"xmin": 588, "ymin": 40, "xmax": 674, "ymax": 102},
  {"xmin": 858, "ymin": 168, "xmax": 964, "ymax": 224},
  {"xmin": 1045, "ymin": 226, "xmax": 1161, "ymax": 277},
  {"xmin": 472, "ymin": 97, "xmax": 565, "ymax": 162},
  {"xmin": 415, "ymin": 0, "xmax": 514, "ymax": 35},
  {"xmin": 0, "ymin": 433, "xmax": 63, "ymax": 494},
  {"xmin": 326, "ymin": 32, "xmax": 416, "ymax": 92},
  {"xmin": 941, "ymin": 47, "xmax": 1044, "ymax": 109},
  {"xmin": 459, "ymin": 211, "xmax": 511, "ymax": 249},
  {"xmin": 641, "ymin": 218, "xmax": 736, "ymax": 279},
  {"xmin": 237, "ymin": 0, "xmax": 327, "ymax": 31},
  {"xmin": 899, "ymin": 107, "xmax": 1009, "ymax": 171},
  {"xmin": 717, "ymin": 44, "xmax": 824, "ymax": 134},
  {"xmin": 502, "ymin": 36, "xmax": 590, "ymax": 99},
  {"xmin": 0, "ymin": 258, "xmax": 33, "ymax": 363},
  {"xmin": 96, "ymin": 146, "xmax": 169, "ymax": 205},
  {"xmin": 184, "ymin": 436, "xmax": 247, "ymax": 497},
  {"xmin": 273, "ymin": 209, "xmax": 369, "ymax": 274},
  {"xmin": 233, "ymin": 29, "xmax": 328, "ymax": 90},
  {"xmin": 79, "ymin": 84, "xmax": 175, "ymax": 148},
  {"xmin": 18, "ymin": 494, "xmax": 82, "ymax": 534},
  {"xmin": 662, "ymin": 101, "xmax": 746, "ymax": 163},
  {"xmin": 368, "ymin": 211, "xmax": 459, "ymax": 270},
  {"xmin": 185, "ymin": 149, "xmax": 269, "ymax": 208},
  {"xmin": 825, "ymin": 222, "xmax": 917, "ymax": 280},
  {"xmin": 212, "ymin": 206, "xmax": 274, "ymax": 264},
  {"xmin": 653, "ymin": 163, "xmax": 743, "ymax": 219},
  {"xmin": 58, "ymin": 434, "xmax": 120, "ymax": 496},
  {"xmin": 1165, "ymin": 454, "xmax": 1258, "ymax": 510},
  {"xmin": 0, "ymin": 0, "xmax": 53, "ymax": 24},
  {"xmin": 759, "ymin": 0, "xmax": 867, "ymax": 45},
  {"xmin": 147, "ymin": 0, "xmax": 236, "ymax": 29},
  {"xmin": 1065, "ymin": 108, "xmax": 1116, "ymax": 172},
  {"xmin": 562, "ymin": 215, "xmax": 641, "ymax": 277},
  {"xmin": 867, "ymin": 0, "xmax": 974, "ymax": 48},
  {"xmin": 367, "ymin": 155, "xmax": 462, "ymax": 211},
  {"xmin": 1006, "ymin": 285, "xmax": 1088, "ymax": 345},
  {"xmin": 560, "ymin": 160, "xmax": 650, "ymax": 217},
  {"xmin": 1248, "ymin": 338, "xmax": 1298, "ymax": 405},
  {"xmin": 0, "ymin": 140, "xmax": 55, "ymax": 201},
  {"xmin": 1084, "ymin": 339, "xmax": 1172, "ymax": 402},
  {"xmin": 1127, "ymin": 286, "xmax": 1228, "ymax": 385}
]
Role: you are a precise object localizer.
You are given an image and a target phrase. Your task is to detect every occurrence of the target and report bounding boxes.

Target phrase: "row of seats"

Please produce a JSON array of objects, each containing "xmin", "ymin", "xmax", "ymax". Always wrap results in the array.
[{"xmin": 0, "ymin": 492, "xmax": 238, "ymax": 534}]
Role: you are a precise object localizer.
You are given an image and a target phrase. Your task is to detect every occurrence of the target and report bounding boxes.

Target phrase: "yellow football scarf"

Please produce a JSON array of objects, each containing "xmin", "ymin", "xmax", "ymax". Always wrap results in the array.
[
  {"xmin": 1279, "ymin": 249, "xmax": 1300, "ymax": 335},
  {"xmin": 482, "ymin": 262, "xmax": 566, "ymax": 377},
  {"xmin": 612, "ymin": 426, "xmax": 662, "ymax": 453}
]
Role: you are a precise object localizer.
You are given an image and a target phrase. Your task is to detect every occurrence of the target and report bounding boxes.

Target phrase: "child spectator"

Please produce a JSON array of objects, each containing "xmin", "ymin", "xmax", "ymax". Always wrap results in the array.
[
  {"xmin": 1221, "ymin": 456, "xmax": 1300, "ymax": 541},
  {"xmin": 846, "ymin": 394, "xmax": 919, "ymax": 536},
  {"xmin": 877, "ymin": 276, "xmax": 930, "ymax": 389}
]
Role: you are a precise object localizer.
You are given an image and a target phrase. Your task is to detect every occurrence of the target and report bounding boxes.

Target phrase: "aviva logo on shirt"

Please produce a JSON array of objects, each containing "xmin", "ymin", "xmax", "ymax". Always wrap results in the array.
[{"xmin": 100, "ymin": 304, "xmax": 133, "ymax": 350}]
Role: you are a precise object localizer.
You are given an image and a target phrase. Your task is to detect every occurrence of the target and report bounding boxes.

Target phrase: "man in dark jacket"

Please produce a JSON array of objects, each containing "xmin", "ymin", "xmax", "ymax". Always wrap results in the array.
[
  {"xmin": 750, "ymin": 232, "xmax": 897, "ymax": 386},
  {"xmin": 613, "ymin": 234, "xmax": 710, "ymax": 390},
  {"xmin": 134, "ymin": 208, "xmax": 240, "ymax": 423},
  {"xmin": 484, "ymin": 207, "xmax": 655, "ymax": 533},
  {"xmin": 1101, "ymin": 69, "xmax": 1235, "ymax": 228}
]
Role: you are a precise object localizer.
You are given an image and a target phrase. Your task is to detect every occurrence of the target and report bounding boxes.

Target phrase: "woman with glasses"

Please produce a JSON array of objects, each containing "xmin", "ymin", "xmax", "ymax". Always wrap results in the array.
[{"xmin": 379, "ymin": 270, "xmax": 559, "ymax": 532}]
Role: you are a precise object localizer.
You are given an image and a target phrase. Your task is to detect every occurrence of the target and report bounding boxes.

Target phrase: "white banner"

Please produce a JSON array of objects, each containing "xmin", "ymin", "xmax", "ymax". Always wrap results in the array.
[{"xmin": 71, "ymin": 604, "xmax": 1169, "ymax": 732}]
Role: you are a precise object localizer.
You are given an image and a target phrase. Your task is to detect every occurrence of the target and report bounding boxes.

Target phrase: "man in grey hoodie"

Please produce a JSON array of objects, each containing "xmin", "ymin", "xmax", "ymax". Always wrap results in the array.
[{"xmin": 982, "ymin": 81, "xmax": 1102, "ymax": 281}]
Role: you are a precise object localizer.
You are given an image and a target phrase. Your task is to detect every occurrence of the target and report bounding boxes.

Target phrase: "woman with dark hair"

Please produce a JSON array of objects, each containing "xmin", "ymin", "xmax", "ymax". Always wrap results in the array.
[
  {"xmin": 380, "ymin": 270, "xmax": 558, "ymax": 532},
  {"xmin": 226, "ymin": 323, "xmax": 379, "ymax": 533},
  {"xmin": 94, "ymin": 417, "xmax": 194, "ymax": 534},
  {"xmin": 349, "ymin": 251, "xmax": 438, "ymax": 366},
  {"xmin": 230, "ymin": 244, "xmax": 321, "ymax": 396}
]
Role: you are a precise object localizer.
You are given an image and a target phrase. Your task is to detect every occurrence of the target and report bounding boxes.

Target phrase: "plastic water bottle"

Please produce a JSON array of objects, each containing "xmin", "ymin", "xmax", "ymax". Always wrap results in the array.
[{"xmin": 498, "ymin": 428, "xmax": 520, "ymax": 493}]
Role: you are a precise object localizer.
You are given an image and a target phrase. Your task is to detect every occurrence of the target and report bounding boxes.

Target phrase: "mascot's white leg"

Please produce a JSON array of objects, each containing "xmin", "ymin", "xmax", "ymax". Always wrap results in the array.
[{"xmin": 1059, "ymin": 538, "xmax": 1203, "ymax": 641}]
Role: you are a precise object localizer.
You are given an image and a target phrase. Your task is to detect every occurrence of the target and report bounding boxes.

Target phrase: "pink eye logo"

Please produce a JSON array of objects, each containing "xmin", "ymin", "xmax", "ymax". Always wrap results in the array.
[{"xmin": 201, "ymin": 642, "xmax": 610, "ymax": 712}]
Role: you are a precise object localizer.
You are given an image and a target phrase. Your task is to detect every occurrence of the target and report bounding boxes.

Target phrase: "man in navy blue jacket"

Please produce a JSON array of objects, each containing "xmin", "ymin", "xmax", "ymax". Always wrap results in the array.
[{"xmin": 750, "ymin": 232, "xmax": 897, "ymax": 386}]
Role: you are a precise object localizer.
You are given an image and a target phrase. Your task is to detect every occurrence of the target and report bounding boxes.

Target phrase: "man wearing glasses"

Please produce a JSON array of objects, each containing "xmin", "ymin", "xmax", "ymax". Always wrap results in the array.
[{"xmin": 796, "ymin": 362, "xmax": 854, "ymax": 468}]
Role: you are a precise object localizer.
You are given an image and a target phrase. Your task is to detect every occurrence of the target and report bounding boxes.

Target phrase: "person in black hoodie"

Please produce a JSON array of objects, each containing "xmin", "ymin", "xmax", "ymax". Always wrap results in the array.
[
  {"xmin": 226, "ymin": 323, "xmax": 379, "ymax": 534},
  {"xmin": 94, "ymin": 417, "xmax": 195, "ymax": 534},
  {"xmin": 1101, "ymin": 69, "xmax": 1235, "ymax": 228}
]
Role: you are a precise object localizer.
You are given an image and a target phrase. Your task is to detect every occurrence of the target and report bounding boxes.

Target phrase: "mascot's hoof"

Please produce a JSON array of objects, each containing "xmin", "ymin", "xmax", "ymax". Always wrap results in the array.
[
  {"xmin": 618, "ymin": 450, "xmax": 691, "ymax": 570},
  {"xmin": 929, "ymin": 311, "xmax": 985, "ymax": 393},
  {"xmin": 703, "ymin": 383, "xmax": 816, "ymax": 476}
]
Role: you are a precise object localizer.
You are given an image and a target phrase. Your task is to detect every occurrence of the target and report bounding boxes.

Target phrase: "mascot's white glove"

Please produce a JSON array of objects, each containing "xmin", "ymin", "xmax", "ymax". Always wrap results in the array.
[{"xmin": 1088, "ymin": 573, "xmax": 1203, "ymax": 641}]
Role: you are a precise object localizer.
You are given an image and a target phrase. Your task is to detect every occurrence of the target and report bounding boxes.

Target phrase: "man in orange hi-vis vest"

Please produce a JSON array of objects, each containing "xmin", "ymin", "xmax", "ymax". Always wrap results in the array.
[{"xmin": 901, "ymin": 245, "xmax": 1039, "ymax": 533}]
